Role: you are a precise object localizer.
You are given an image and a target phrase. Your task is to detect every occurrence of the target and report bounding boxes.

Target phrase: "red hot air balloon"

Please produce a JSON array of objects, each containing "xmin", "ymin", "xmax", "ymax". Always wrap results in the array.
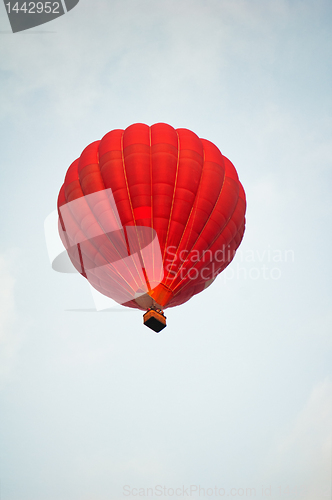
[{"xmin": 58, "ymin": 123, "xmax": 246, "ymax": 332}]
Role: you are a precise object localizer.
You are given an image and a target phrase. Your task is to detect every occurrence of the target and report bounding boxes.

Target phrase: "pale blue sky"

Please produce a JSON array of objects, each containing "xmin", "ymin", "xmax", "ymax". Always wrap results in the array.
[{"xmin": 0, "ymin": 1, "xmax": 331, "ymax": 499}]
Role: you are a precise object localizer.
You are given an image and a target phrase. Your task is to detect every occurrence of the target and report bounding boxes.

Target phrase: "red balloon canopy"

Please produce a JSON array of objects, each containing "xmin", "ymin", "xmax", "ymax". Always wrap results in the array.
[{"xmin": 58, "ymin": 122, "xmax": 246, "ymax": 319}]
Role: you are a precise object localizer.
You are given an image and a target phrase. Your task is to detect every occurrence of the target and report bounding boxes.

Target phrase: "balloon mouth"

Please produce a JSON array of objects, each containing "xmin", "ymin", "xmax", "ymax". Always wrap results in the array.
[
  {"xmin": 133, "ymin": 283, "xmax": 173, "ymax": 310},
  {"xmin": 148, "ymin": 283, "xmax": 174, "ymax": 308}
]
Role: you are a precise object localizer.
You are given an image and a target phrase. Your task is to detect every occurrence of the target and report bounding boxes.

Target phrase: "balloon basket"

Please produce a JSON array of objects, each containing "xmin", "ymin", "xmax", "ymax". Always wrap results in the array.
[{"xmin": 143, "ymin": 309, "xmax": 167, "ymax": 333}]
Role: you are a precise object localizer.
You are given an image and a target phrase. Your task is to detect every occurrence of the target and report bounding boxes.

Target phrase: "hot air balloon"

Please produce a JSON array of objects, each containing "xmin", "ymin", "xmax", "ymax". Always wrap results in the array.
[{"xmin": 57, "ymin": 123, "xmax": 246, "ymax": 332}]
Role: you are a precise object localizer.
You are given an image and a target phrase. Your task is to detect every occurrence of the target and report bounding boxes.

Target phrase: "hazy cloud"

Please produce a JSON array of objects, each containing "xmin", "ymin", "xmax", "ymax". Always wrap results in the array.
[{"xmin": 0, "ymin": 252, "xmax": 21, "ymax": 384}]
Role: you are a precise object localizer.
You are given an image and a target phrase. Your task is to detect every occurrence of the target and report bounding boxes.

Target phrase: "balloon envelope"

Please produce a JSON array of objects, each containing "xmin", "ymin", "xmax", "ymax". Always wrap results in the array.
[{"xmin": 58, "ymin": 123, "xmax": 246, "ymax": 311}]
